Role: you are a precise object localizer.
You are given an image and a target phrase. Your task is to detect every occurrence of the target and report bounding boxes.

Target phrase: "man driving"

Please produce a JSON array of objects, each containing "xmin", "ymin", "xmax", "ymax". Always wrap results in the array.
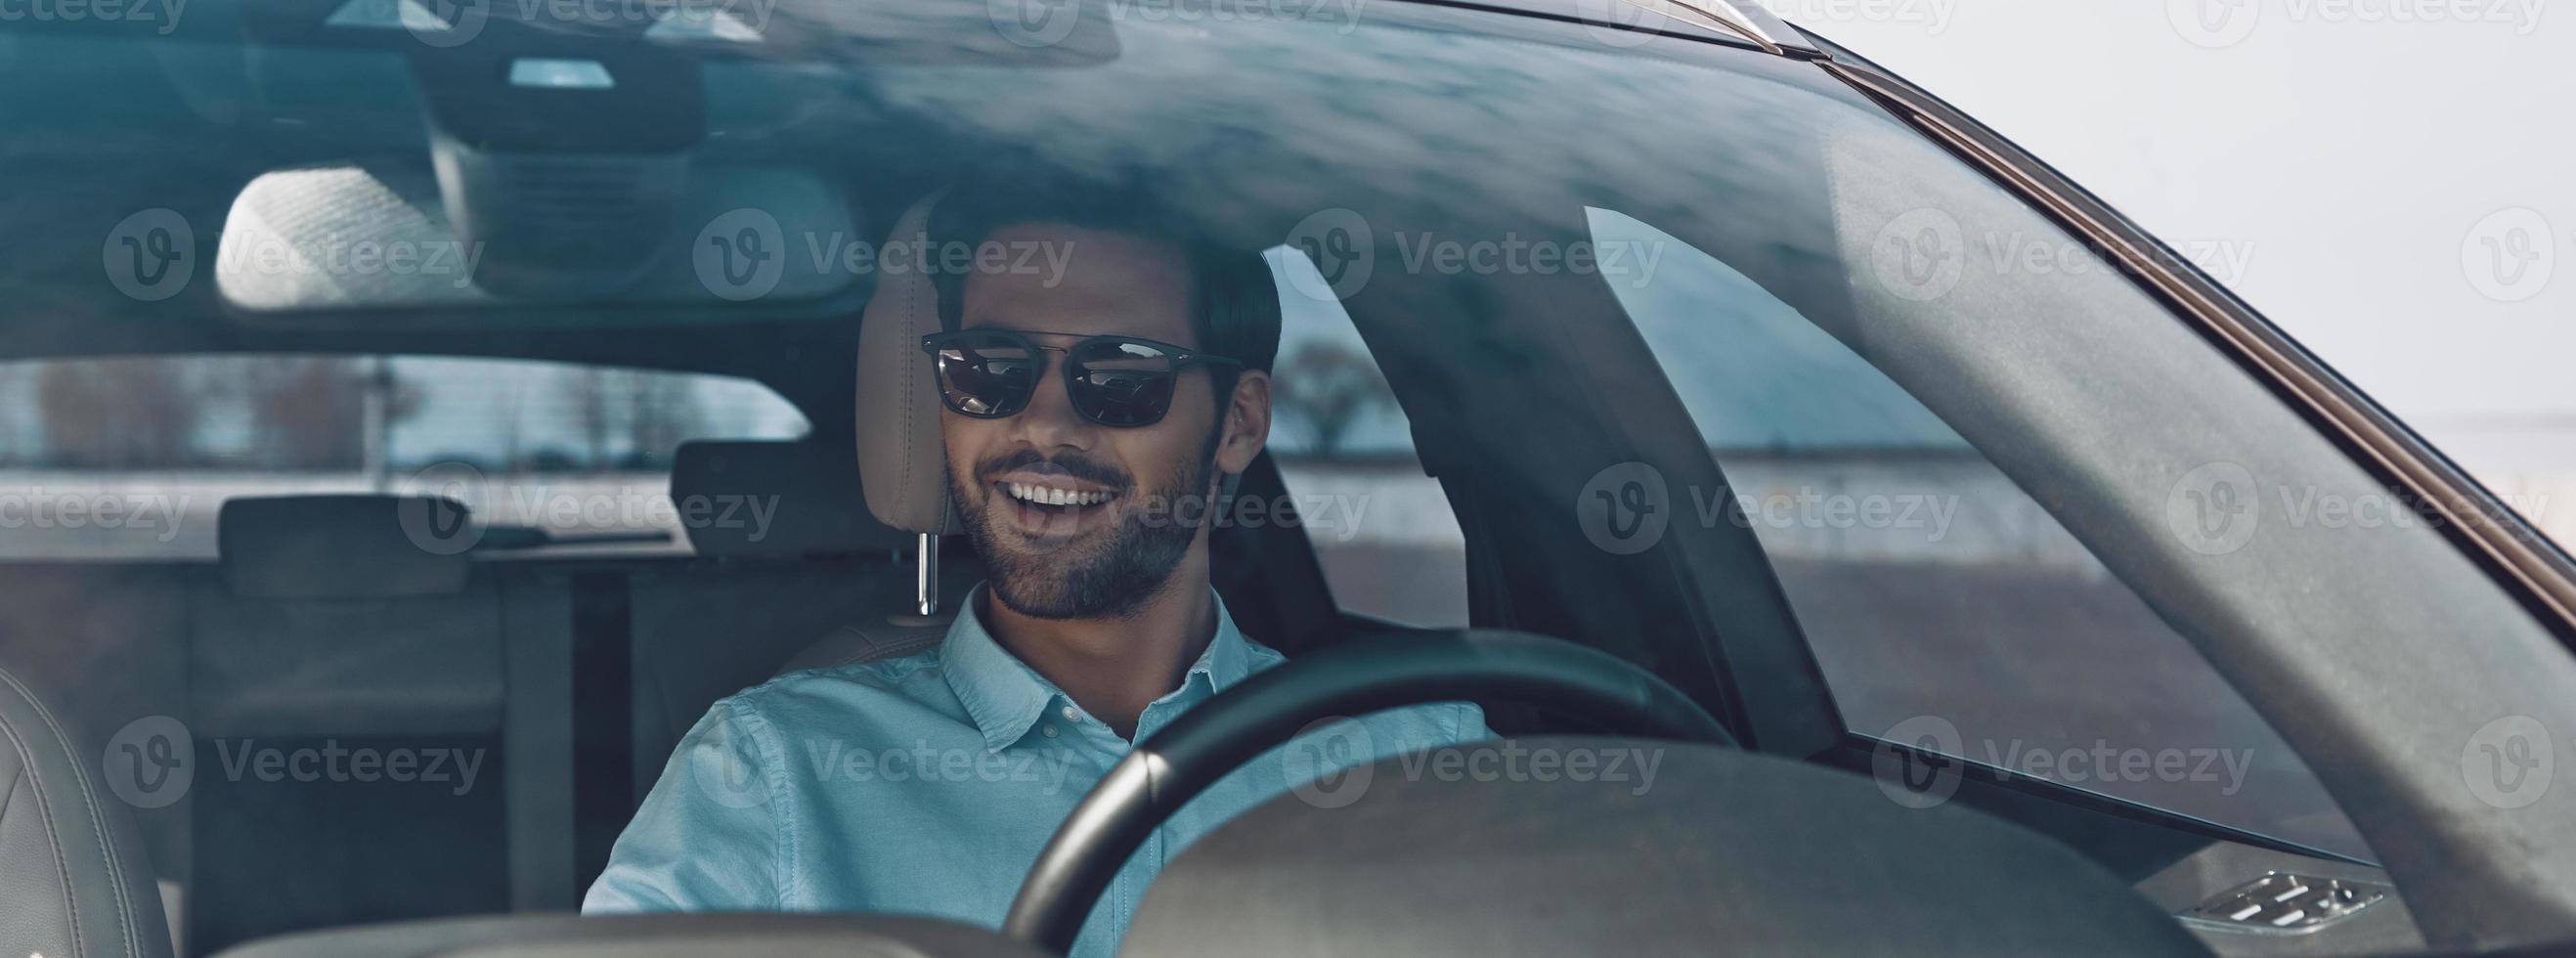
[{"xmin": 585, "ymin": 189, "xmax": 1487, "ymax": 957}]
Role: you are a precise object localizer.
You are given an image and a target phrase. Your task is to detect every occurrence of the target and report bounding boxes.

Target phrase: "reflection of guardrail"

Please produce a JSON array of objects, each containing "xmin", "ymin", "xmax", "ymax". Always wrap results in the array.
[
  {"xmin": 1283, "ymin": 455, "xmax": 2105, "ymax": 571},
  {"xmin": 2, "ymin": 447, "xmax": 2561, "ymax": 565},
  {"xmin": 1286, "ymin": 445, "xmax": 2568, "ymax": 568},
  {"xmin": 0, "ymin": 470, "xmax": 672, "ymax": 560}
]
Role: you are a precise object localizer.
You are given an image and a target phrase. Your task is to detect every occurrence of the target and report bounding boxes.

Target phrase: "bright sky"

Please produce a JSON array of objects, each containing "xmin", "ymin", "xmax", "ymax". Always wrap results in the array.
[{"xmin": 1798, "ymin": 0, "xmax": 2575, "ymax": 444}]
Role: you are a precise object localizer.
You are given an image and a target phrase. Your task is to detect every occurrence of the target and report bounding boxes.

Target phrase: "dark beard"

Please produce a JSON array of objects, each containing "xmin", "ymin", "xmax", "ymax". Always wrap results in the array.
[{"xmin": 951, "ymin": 437, "xmax": 1218, "ymax": 621}]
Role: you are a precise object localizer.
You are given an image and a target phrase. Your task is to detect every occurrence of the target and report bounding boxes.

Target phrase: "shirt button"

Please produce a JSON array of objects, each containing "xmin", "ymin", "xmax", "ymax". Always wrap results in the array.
[
  {"xmin": 1041, "ymin": 725, "xmax": 1060, "ymax": 738},
  {"xmin": 1061, "ymin": 706, "xmax": 1080, "ymax": 721}
]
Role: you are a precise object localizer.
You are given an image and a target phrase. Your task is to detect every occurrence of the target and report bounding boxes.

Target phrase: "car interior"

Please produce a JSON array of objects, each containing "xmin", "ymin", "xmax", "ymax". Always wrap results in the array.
[{"xmin": 3, "ymin": 0, "xmax": 2576, "ymax": 956}]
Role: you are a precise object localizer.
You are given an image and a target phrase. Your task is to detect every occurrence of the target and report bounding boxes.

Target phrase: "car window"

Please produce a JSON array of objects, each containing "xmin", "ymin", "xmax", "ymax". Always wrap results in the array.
[
  {"xmin": 1590, "ymin": 205, "xmax": 2372, "ymax": 861},
  {"xmin": 0, "ymin": 354, "xmax": 808, "ymax": 559},
  {"xmin": 1261, "ymin": 247, "xmax": 1468, "ymax": 628}
]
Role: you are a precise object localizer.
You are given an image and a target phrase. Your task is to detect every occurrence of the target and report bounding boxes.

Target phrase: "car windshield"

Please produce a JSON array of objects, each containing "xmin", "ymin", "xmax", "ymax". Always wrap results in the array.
[{"xmin": 5, "ymin": 1, "xmax": 2561, "ymax": 953}]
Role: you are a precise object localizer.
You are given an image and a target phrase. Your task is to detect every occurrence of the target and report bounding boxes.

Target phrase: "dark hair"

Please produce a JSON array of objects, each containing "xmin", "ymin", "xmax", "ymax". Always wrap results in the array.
[{"xmin": 925, "ymin": 183, "xmax": 1282, "ymax": 408}]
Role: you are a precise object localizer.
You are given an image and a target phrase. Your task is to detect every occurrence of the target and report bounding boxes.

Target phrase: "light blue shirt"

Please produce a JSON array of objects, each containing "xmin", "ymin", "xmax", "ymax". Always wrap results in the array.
[{"xmin": 585, "ymin": 586, "xmax": 1486, "ymax": 957}]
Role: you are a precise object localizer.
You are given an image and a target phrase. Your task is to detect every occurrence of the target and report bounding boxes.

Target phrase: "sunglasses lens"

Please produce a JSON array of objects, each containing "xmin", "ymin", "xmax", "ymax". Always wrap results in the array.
[
  {"xmin": 934, "ymin": 333, "xmax": 1038, "ymax": 416},
  {"xmin": 1069, "ymin": 340, "xmax": 1179, "ymax": 427}
]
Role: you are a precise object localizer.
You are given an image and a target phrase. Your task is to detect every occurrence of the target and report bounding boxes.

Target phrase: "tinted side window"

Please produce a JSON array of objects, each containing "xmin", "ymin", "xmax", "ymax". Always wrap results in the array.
[
  {"xmin": 0, "ymin": 355, "xmax": 808, "ymax": 559},
  {"xmin": 1590, "ymin": 207, "xmax": 2370, "ymax": 860},
  {"xmin": 1262, "ymin": 246, "xmax": 1467, "ymax": 628}
]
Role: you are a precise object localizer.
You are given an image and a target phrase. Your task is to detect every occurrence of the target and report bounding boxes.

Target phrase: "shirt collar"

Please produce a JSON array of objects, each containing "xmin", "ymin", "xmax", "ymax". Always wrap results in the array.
[{"xmin": 939, "ymin": 583, "xmax": 1254, "ymax": 753}]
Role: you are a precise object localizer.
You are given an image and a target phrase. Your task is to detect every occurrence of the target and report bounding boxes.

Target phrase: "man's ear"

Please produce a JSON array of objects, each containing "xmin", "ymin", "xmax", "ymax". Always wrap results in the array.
[{"xmin": 1214, "ymin": 369, "xmax": 1271, "ymax": 476}]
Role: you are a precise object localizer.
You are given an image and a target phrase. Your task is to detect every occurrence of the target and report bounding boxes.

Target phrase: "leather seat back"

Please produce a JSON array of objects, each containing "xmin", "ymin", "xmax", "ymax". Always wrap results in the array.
[
  {"xmin": 775, "ymin": 196, "xmax": 963, "ymax": 675},
  {"xmin": 633, "ymin": 440, "xmax": 917, "ymax": 772},
  {"xmin": 0, "ymin": 665, "xmax": 173, "ymax": 958},
  {"xmin": 192, "ymin": 495, "xmax": 525, "ymax": 952}
]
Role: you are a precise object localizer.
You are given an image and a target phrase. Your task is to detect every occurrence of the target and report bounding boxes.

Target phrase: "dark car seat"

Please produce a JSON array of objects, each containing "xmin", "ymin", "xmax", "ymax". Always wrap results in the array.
[{"xmin": 0, "ymin": 661, "xmax": 174, "ymax": 957}]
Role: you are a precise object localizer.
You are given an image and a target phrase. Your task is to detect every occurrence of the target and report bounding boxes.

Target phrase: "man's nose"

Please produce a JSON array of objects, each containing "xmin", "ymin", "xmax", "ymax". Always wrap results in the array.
[{"xmin": 1009, "ymin": 357, "xmax": 1095, "ymax": 450}]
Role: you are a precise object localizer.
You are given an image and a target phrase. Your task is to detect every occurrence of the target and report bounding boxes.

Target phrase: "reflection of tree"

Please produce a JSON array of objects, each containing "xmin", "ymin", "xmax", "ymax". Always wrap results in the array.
[
  {"xmin": 625, "ymin": 372, "xmax": 704, "ymax": 467},
  {"xmin": 563, "ymin": 368, "xmax": 616, "ymax": 468},
  {"xmin": 1271, "ymin": 341, "xmax": 1392, "ymax": 459},
  {"xmin": 556, "ymin": 368, "xmax": 706, "ymax": 469},
  {"xmin": 35, "ymin": 359, "xmax": 202, "ymax": 468},
  {"xmin": 240, "ymin": 358, "xmax": 422, "ymax": 470},
  {"xmin": 0, "ymin": 365, "xmax": 32, "ymax": 465}
]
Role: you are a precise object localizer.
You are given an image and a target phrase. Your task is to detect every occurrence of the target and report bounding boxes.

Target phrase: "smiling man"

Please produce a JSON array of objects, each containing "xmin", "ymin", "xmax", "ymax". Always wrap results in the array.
[{"xmin": 584, "ymin": 188, "xmax": 1486, "ymax": 957}]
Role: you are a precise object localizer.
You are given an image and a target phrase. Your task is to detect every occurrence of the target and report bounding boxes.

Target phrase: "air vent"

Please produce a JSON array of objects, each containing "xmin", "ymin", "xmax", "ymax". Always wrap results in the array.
[{"xmin": 2181, "ymin": 872, "xmax": 2389, "ymax": 934}]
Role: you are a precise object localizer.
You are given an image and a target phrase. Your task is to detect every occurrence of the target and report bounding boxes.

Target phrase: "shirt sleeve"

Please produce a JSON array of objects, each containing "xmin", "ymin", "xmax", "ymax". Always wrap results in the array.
[
  {"xmin": 1447, "ymin": 700, "xmax": 1493, "ymax": 744},
  {"xmin": 582, "ymin": 696, "xmax": 788, "ymax": 913}
]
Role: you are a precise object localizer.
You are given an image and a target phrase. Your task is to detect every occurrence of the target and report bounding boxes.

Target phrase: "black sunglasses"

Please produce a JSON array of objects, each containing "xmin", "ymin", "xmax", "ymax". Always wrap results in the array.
[{"xmin": 921, "ymin": 329, "xmax": 1244, "ymax": 427}]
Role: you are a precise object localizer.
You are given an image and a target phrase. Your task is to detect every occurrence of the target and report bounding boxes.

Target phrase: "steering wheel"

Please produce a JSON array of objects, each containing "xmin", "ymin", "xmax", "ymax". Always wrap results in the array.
[{"xmin": 999, "ymin": 629, "xmax": 1735, "ymax": 955}]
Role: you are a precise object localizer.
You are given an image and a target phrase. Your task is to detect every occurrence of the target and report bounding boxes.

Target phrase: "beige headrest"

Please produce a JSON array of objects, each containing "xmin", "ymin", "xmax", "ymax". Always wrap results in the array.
[{"xmin": 855, "ymin": 194, "xmax": 962, "ymax": 535}]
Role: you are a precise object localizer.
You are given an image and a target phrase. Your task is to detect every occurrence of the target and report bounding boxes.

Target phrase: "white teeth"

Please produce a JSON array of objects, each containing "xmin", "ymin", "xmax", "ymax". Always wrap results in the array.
[{"xmin": 1005, "ymin": 483, "xmax": 1110, "ymax": 507}]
